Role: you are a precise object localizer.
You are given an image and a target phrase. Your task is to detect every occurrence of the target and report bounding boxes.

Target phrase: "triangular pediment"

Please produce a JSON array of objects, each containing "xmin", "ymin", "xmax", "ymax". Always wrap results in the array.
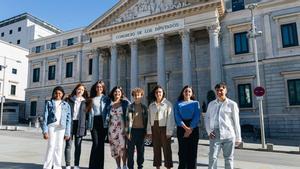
[{"xmin": 87, "ymin": 0, "xmax": 218, "ymax": 32}]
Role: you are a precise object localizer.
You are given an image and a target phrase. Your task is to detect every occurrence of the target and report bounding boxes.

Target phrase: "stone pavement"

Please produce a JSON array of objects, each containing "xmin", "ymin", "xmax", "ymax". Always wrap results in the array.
[{"xmin": 0, "ymin": 125, "xmax": 299, "ymax": 169}]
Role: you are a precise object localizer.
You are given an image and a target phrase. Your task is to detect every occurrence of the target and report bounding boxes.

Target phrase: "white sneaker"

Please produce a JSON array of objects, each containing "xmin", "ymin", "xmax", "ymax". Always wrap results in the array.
[
  {"xmin": 74, "ymin": 166, "xmax": 80, "ymax": 169},
  {"xmin": 123, "ymin": 165, "xmax": 128, "ymax": 169},
  {"xmin": 65, "ymin": 166, "xmax": 71, "ymax": 169}
]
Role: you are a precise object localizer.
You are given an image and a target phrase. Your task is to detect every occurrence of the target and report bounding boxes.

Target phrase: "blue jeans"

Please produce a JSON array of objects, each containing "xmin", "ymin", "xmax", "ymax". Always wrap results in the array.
[{"xmin": 208, "ymin": 129, "xmax": 235, "ymax": 169}]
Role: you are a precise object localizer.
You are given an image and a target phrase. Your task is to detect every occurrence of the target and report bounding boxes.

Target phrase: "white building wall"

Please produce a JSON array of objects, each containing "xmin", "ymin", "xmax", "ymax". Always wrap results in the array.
[
  {"xmin": 0, "ymin": 40, "xmax": 28, "ymax": 101},
  {"xmin": 0, "ymin": 20, "xmax": 29, "ymax": 48}
]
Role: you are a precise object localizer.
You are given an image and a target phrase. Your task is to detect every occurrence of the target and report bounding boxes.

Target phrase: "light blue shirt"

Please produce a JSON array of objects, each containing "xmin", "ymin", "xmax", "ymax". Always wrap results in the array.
[
  {"xmin": 174, "ymin": 100, "xmax": 201, "ymax": 129},
  {"xmin": 92, "ymin": 95, "xmax": 104, "ymax": 116}
]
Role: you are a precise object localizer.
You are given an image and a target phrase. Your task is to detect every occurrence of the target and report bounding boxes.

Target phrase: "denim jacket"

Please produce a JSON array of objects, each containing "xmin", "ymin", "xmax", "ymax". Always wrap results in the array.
[
  {"xmin": 87, "ymin": 95, "xmax": 109, "ymax": 130},
  {"xmin": 41, "ymin": 100, "xmax": 71, "ymax": 136},
  {"xmin": 103, "ymin": 98, "xmax": 130, "ymax": 128}
]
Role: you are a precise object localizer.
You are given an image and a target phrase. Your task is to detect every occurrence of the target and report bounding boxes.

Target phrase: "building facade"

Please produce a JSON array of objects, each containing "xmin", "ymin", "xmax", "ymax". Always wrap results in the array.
[
  {"xmin": 0, "ymin": 13, "xmax": 61, "ymax": 49},
  {"xmin": 0, "ymin": 40, "xmax": 28, "ymax": 124},
  {"xmin": 0, "ymin": 13, "xmax": 61, "ymax": 124},
  {"xmin": 26, "ymin": 0, "xmax": 300, "ymax": 141}
]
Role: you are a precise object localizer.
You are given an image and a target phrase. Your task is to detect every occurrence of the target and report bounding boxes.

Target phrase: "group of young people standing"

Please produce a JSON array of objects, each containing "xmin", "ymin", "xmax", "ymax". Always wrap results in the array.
[{"xmin": 41, "ymin": 81, "xmax": 241, "ymax": 169}]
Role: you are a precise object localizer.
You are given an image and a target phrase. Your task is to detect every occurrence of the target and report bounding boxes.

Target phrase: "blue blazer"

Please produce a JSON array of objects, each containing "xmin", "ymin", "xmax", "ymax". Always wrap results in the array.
[{"xmin": 41, "ymin": 100, "xmax": 72, "ymax": 137}]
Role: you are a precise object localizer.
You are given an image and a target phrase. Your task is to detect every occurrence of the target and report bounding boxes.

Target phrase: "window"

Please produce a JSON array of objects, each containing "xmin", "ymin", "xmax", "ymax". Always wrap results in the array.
[
  {"xmin": 288, "ymin": 79, "xmax": 300, "ymax": 105},
  {"xmin": 30, "ymin": 101, "xmax": 37, "ymax": 116},
  {"xmin": 232, "ymin": 0, "xmax": 245, "ymax": 12},
  {"xmin": 10, "ymin": 85, "xmax": 16, "ymax": 95},
  {"xmin": 33, "ymin": 68, "xmax": 40, "ymax": 82},
  {"xmin": 238, "ymin": 83, "xmax": 253, "ymax": 108},
  {"xmin": 66, "ymin": 62, "xmax": 73, "ymax": 78},
  {"xmin": 9, "ymin": 30, "xmax": 13, "ymax": 34},
  {"xmin": 89, "ymin": 58, "xmax": 93, "ymax": 75},
  {"xmin": 281, "ymin": 23, "xmax": 299, "ymax": 48},
  {"xmin": 234, "ymin": 32, "xmax": 249, "ymax": 54},
  {"xmin": 48, "ymin": 65, "xmax": 56, "ymax": 80},
  {"xmin": 12, "ymin": 68, "xmax": 17, "ymax": 74},
  {"xmin": 1, "ymin": 32, "xmax": 4, "ymax": 37},
  {"xmin": 18, "ymin": 27, "xmax": 21, "ymax": 32},
  {"xmin": 67, "ymin": 38, "xmax": 74, "ymax": 46},
  {"xmin": 50, "ymin": 42, "xmax": 56, "ymax": 50},
  {"xmin": 36, "ymin": 46, "xmax": 41, "ymax": 53},
  {"xmin": 17, "ymin": 40, "xmax": 20, "ymax": 44}
]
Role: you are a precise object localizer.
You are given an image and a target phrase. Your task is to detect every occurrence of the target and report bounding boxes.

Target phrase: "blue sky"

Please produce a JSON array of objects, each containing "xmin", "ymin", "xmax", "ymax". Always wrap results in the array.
[{"xmin": 0, "ymin": 0, "xmax": 119, "ymax": 31}]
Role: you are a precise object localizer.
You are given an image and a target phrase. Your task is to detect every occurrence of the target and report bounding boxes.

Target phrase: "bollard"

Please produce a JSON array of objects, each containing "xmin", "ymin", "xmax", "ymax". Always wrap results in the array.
[
  {"xmin": 29, "ymin": 121, "xmax": 31, "ymax": 128},
  {"xmin": 267, "ymin": 143, "xmax": 274, "ymax": 151}
]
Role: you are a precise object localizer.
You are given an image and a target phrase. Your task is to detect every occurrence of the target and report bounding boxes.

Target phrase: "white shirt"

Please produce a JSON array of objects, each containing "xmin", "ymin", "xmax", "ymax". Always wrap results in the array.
[
  {"xmin": 205, "ymin": 98, "xmax": 242, "ymax": 142},
  {"xmin": 73, "ymin": 97, "xmax": 85, "ymax": 120},
  {"xmin": 50, "ymin": 100, "xmax": 62, "ymax": 126}
]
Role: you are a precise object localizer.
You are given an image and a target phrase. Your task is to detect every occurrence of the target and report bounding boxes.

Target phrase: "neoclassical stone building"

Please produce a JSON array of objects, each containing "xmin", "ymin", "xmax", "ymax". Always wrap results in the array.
[{"xmin": 26, "ymin": 0, "xmax": 300, "ymax": 141}]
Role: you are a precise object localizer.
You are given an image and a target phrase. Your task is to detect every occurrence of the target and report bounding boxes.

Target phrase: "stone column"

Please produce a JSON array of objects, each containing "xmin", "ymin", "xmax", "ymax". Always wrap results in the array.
[
  {"xmin": 155, "ymin": 34, "xmax": 166, "ymax": 89},
  {"xmin": 208, "ymin": 23, "xmax": 221, "ymax": 89},
  {"xmin": 98, "ymin": 49, "xmax": 105, "ymax": 81},
  {"xmin": 110, "ymin": 44, "xmax": 118, "ymax": 90},
  {"xmin": 92, "ymin": 49, "xmax": 99, "ymax": 83},
  {"xmin": 180, "ymin": 29, "xmax": 192, "ymax": 86},
  {"xmin": 130, "ymin": 39, "xmax": 138, "ymax": 89}
]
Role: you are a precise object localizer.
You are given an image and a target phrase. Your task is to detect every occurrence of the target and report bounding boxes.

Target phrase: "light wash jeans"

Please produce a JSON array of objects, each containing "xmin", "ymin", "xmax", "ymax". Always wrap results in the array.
[{"xmin": 208, "ymin": 129, "xmax": 235, "ymax": 169}]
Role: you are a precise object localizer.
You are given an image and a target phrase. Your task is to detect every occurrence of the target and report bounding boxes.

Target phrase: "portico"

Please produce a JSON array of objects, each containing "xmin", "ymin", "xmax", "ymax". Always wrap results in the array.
[{"xmin": 86, "ymin": 0, "xmax": 225, "ymax": 100}]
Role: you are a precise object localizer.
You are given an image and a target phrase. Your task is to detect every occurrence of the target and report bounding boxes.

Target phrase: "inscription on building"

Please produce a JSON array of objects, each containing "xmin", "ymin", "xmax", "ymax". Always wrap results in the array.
[{"xmin": 112, "ymin": 19, "xmax": 184, "ymax": 42}]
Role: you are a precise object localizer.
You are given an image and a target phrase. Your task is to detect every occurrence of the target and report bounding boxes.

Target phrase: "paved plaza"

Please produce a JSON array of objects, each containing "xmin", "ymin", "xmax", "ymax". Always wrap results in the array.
[{"xmin": 0, "ymin": 129, "xmax": 299, "ymax": 169}]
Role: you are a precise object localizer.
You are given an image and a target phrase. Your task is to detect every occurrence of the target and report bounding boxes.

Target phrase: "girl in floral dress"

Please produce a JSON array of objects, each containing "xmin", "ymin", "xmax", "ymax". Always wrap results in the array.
[{"xmin": 104, "ymin": 86, "xmax": 130, "ymax": 169}]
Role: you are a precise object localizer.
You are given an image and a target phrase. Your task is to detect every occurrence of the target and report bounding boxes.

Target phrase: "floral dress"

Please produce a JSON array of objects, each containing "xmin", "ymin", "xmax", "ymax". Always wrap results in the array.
[{"xmin": 108, "ymin": 105, "xmax": 126, "ymax": 158}]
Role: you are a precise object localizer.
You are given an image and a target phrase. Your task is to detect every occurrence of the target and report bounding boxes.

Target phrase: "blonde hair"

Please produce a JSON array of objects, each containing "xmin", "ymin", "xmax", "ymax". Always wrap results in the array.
[{"xmin": 131, "ymin": 87, "xmax": 144, "ymax": 96}]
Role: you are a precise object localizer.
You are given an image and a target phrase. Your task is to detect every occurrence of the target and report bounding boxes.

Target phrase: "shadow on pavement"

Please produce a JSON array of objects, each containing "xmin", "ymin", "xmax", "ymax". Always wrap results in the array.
[
  {"xmin": 0, "ymin": 162, "xmax": 42, "ymax": 169},
  {"xmin": 146, "ymin": 159, "xmax": 209, "ymax": 167},
  {"xmin": 0, "ymin": 162, "xmax": 89, "ymax": 169}
]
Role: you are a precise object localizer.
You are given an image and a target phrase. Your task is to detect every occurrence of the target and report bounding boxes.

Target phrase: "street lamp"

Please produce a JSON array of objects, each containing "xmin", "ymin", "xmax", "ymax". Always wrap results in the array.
[
  {"xmin": 248, "ymin": 4, "xmax": 266, "ymax": 149},
  {"xmin": 0, "ymin": 56, "xmax": 22, "ymax": 127}
]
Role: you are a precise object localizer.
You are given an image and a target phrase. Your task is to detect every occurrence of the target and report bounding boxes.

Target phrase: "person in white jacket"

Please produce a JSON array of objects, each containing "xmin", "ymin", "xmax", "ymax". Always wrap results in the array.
[{"xmin": 205, "ymin": 82, "xmax": 242, "ymax": 169}]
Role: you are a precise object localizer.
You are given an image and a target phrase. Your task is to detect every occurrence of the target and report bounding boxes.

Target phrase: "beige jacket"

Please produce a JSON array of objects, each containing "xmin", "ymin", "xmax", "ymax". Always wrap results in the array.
[{"xmin": 147, "ymin": 98, "xmax": 175, "ymax": 136}]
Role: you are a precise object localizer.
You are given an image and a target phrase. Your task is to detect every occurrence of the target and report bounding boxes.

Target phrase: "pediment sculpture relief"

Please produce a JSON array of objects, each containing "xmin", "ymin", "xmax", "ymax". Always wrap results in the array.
[{"xmin": 110, "ymin": 0, "xmax": 191, "ymax": 25}]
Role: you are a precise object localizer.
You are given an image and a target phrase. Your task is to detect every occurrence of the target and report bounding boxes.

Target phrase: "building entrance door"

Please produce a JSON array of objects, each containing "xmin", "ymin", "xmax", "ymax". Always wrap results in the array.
[{"xmin": 147, "ymin": 82, "xmax": 157, "ymax": 105}]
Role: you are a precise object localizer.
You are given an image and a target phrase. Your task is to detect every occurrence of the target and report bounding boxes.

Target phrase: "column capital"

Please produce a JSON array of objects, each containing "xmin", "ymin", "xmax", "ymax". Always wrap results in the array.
[
  {"xmin": 179, "ymin": 29, "xmax": 190, "ymax": 39},
  {"xmin": 155, "ymin": 34, "xmax": 164, "ymax": 41},
  {"xmin": 207, "ymin": 23, "xmax": 221, "ymax": 34},
  {"xmin": 129, "ymin": 39, "xmax": 138, "ymax": 46}
]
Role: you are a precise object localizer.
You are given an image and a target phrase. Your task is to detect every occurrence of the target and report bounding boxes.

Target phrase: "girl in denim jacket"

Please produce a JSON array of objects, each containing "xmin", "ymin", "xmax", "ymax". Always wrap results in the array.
[{"xmin": 42, "ymin": 86, "xmax": 71, "ymax": 169}]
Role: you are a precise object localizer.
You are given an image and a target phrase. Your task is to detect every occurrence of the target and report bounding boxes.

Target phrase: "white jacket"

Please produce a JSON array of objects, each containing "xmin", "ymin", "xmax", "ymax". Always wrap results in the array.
[
  {"xmin": 147, "ymin": 98, "xmax": 175, "ymax": 136},
  {"xmin": 205, "ymin": 98, "xmax": 242, "ymax": 142}
]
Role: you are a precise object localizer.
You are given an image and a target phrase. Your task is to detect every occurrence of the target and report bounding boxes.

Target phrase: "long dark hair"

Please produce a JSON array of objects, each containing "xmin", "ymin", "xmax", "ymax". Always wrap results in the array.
[
  {"xmin": 149, "ymin": 85, "xmax": 166, "ymax": 103},
  {"xmin": 109, "ymin": 86, "xmax": 125, "ymax": 102},
  {"xmin": 69, "ymin": 83, "xmax": 89, "ymax": 100},
  {"xmin": 51, "ymin": 86, "xmax": 65, "ymax": 100},
  {"xmin": 177, "ymin": 85, "xmax": 196, "ymax": 101},
  {"xmin": 90, "ymin": 80, "xmax": 106, "ymax": 98}
]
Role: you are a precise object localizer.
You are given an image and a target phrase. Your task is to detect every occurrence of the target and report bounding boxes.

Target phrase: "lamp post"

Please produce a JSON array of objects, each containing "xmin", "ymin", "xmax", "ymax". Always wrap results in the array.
[
  {"xmin": 248, "ymin": 4, "xmax": 266, "ymax": 149},
  {"xmin": 0, "ymin": 56, "xmax": 21, "ymax": 127}
]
